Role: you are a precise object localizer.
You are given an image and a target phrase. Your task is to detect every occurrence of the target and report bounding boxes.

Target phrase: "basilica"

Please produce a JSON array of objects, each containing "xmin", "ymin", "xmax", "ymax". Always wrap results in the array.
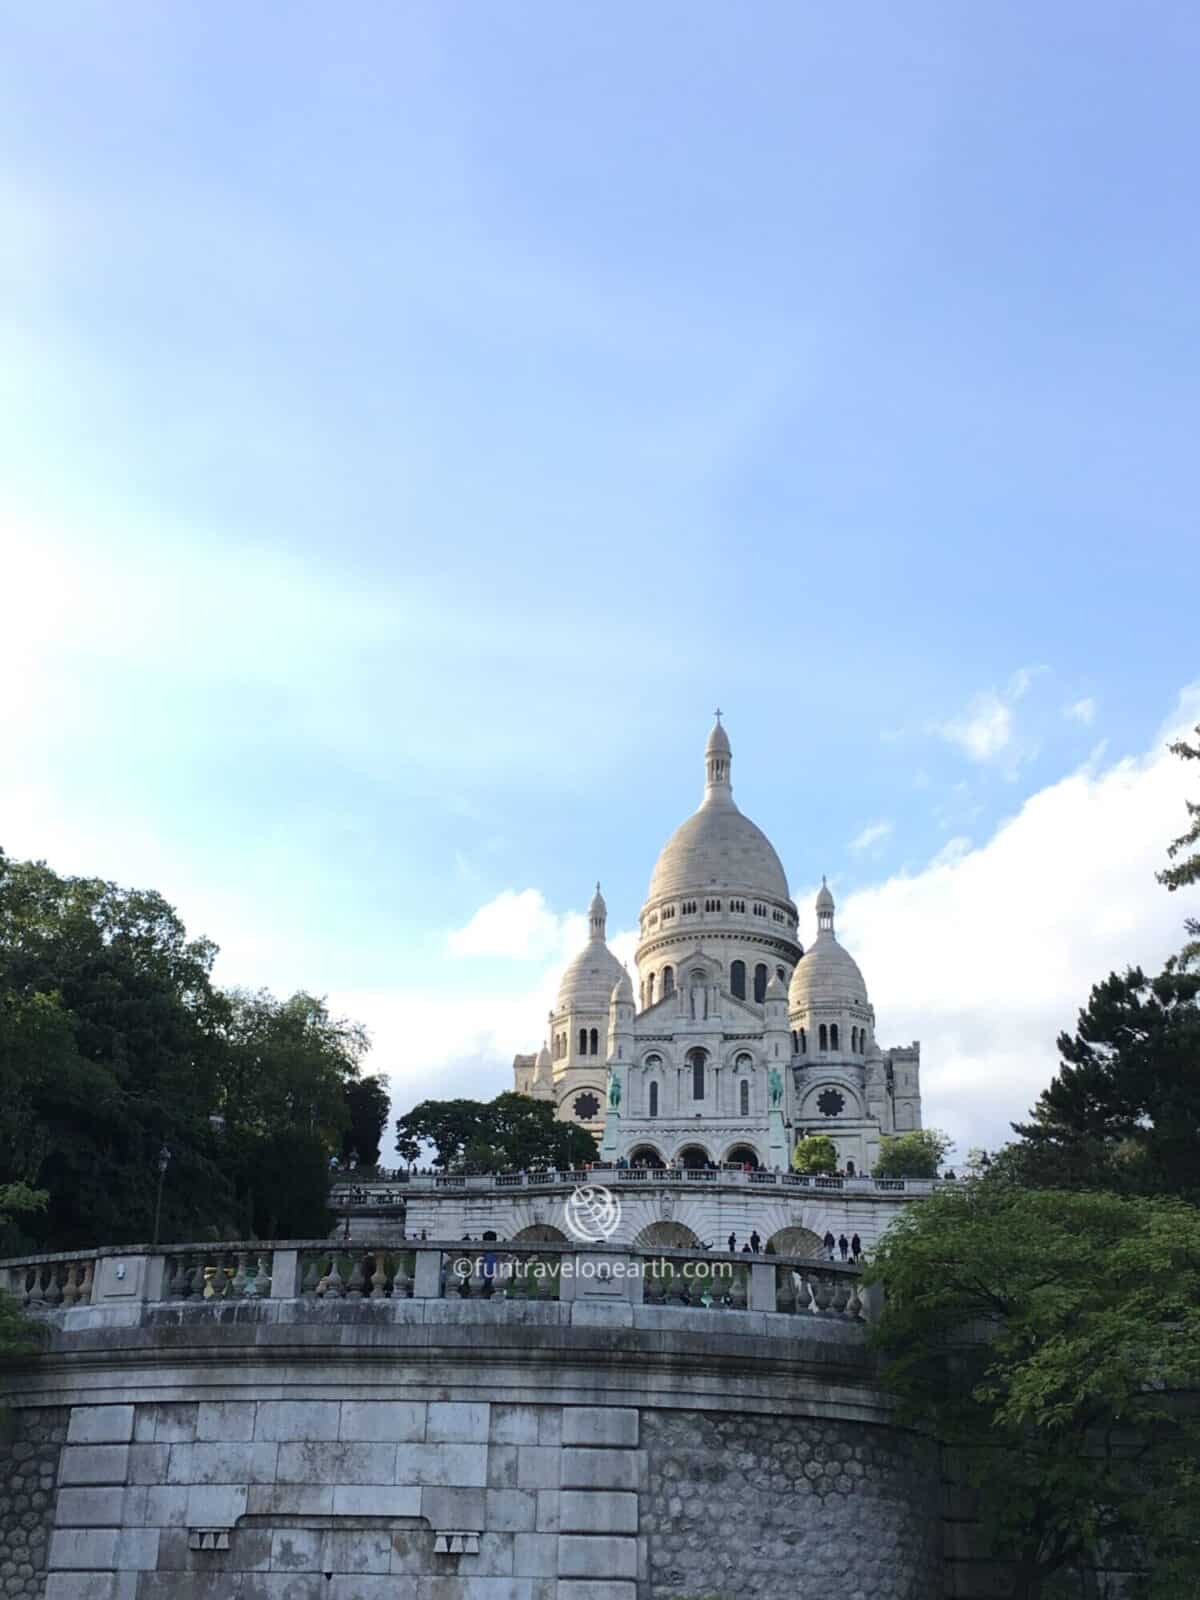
[{"xmin": 513, "ymin": 717, "xmax": 923, "ymax": 1176}]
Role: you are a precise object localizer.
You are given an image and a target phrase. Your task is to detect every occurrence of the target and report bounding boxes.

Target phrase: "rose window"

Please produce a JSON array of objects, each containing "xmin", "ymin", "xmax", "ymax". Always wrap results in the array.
[
  {"xmin": 817, "ymin": 1088, "xmax": 845, "ymax": 1118},
  {"xmin": 572, "ymin": 1092, "xmax": 601, "ymax": 1121}
]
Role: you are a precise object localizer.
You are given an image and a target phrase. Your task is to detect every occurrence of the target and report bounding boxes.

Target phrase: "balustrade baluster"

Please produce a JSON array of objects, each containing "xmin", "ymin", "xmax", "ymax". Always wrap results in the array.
[
  {"xmin": 61, "ymin": 1263, "xmax": 80, "ymax": 1307},
  {"xmin": 231, "ymin": 1252, "xmax": 249, "ymax": 1299},
  {"xmin": 812, "ymin": 1274, "xmax": 835, "ymax": 1315},
  {"xmin": 26, "ymin": 1267, "xmax": 45, "ymax": 1307},
  {"xmin": 301, "ymin": 1255, "xmax": 322, "ymax": 1296},
  {"xmin": 392, "ymin": 1254, "xmax": 412, "ymax": 1299},
  {"xmin": 845, "ymin": 1279, "xmax": 863, "ymax": 1320},
  {"xmin": 644, "ymin": 1265, "xmax": 665, "ymax": 1305},
  {"xmin": 830, "ymin": 1277, "xmax": 851, "ymax": 1316},
  {"xmin": 253, "ymin": 1253, "xmax": 272, "ymax": 1297},
  {"xmin": 729, "ymin": 1268, "xmax": 748, "ymax": 1311},
  {"xmin": 369, "ymin": 1253, "xmax": 389, "ymax": 1299},
  {"xmin": 77, "ymin": 1260, "xmax": 94, "ymax": 1305},
  {"xmin": 319, "ymin": 1257, "xmax": 345, "ymax": 1298},
  {"xmin": 345, "ymin": 1251, "xmax": 367, "ymax": 1299},
  {"xmin": 43, "ymin": 1266, "xmax": 63, "ymax": 1307},
  {"xmin": 775, "ymin": 1267, "xmax": 796, "ymax": 1314},
  {"xmin": 190, "ymin": 1259, "xmax": 208, "ymax": 1299}
]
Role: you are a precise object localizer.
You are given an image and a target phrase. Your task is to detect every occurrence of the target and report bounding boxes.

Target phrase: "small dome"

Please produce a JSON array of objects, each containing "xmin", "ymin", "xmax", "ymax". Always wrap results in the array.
[
  {"xmin": 556, "ymin": 942, "xmax": 627, "ymax": 1012},
  {"xmin": 765, "ymin": 971, "xmax": 787, "ymax": 1002},
  {"xmin": 589, "ymin": 882, "xmax": 607, "ymax": 920},
  {"xmin": 706, "ymin": 716, "xmax": 731, "ymax": 756},
  {"xmin": 611, "ymin": 969, "xmax": 634, "ymax": 1005},
  {"xmin": 789, "ymin": 883, "xmax": 870, "ymax": 1013},
  {"xmin": 536, "ymin": 1042, "xmax": 552, "ymax": 1068}
]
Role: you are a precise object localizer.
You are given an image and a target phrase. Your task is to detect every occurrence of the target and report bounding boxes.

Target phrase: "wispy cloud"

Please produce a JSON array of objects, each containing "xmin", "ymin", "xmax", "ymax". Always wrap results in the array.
[
  {"xmin": 931, "ymin": 666, "xmax": 1044, "ymax": 773},
  {"xmin": 849, "ymin": 820, "xmax": 893, "ymax": 853},
  {"xmin": 1064, "ymin": 697, "xmax": 1097, "ymax": 726}
]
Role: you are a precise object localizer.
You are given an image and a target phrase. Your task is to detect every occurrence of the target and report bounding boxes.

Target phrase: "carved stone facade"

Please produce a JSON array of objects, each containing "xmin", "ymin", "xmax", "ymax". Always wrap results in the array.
[{"xmin": 516, "ymin": 719, "xmax": 923, "ymax": 1176}]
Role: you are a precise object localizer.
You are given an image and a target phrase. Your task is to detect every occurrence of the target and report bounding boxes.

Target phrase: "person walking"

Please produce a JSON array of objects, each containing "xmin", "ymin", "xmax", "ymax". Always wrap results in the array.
[
  {"xmin": 749, "ymin": 1230, "xmax": 761, "ymax": 1254},
  {"xmin": 838, "ymin": 1233, "xmax": 849, "ymax": 1261},
  {"xmin": 823, "ymin": 1230, "xmax": 836, "ymax": 1262},
  {"xmin": 728, "ymin": 1232, "xmax": 737, "ymax": 1254},
  {"xmin": 850, "ymin": 1233, "xmax": 862, "ymax": 1263}
]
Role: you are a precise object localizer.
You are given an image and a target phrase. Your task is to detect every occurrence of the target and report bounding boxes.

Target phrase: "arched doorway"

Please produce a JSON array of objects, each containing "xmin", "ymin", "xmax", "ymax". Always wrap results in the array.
[
  {"xmin": 511, "ymin": 1224, "xmax": 568, "ymax": 1243},
  {"xmin": 633, "ymin": 1221, "xmax": 701, "ymax": 1249},
  {"xmin": 765, "ymin": 1226, "xmax": 823, "ymax": 1258},
  {"xmin": 726, "ymin": 1144, "xmax": 760, "ymax": 1170},
  {"xmin": 629, "ymin": 1145, "xmax": 665, "ymax": 1168},
  {"xmin": 677, "ymin": 1144, "xmax": 710, "ymax": 1170}
]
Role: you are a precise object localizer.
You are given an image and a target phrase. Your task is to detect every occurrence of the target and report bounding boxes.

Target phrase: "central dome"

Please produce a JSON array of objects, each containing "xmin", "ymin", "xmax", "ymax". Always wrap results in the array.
[{"xmin": 645, "ymin": 718, "xmax": 791, "ymax": 905}]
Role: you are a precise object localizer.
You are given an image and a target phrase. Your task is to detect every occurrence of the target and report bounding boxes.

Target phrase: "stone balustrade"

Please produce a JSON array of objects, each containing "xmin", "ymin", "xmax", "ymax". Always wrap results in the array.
[
  {"xmin": 331, "ymin": 1166, "xmax": 950, "ymax": 1208},
  {"xmin": 0, "ymin": 1239, "xmax": 873, "ymax": 1323}
]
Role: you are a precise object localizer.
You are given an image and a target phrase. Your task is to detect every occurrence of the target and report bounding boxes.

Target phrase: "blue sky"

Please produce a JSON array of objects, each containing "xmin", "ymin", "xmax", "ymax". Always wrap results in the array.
[{"xmin": 3, "ymin": 3, "xmax": 1197, "ymax": 1154}]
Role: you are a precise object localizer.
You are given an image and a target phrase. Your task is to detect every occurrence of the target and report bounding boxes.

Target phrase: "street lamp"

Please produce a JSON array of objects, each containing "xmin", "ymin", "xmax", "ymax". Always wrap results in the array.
[{"xmin": 152, "ymin": 1146, "xmax": 171, "ymax": 1248}]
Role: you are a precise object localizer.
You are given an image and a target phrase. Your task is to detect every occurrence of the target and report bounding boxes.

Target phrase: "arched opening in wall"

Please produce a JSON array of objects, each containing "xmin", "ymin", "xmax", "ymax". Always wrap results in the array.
[
  {"xmin": 589, "ymin": 1027, "xmax": 599, "ymax": 1055},
  {"xmin": 481, "ymin": 1230, "xmax": 498, "ymax": 1241},
  {"xmin": 634, "ymin": 1221, "xmax": 701, "ymax": 1249},
  {"xmin": 677, "ymin": 1144, "xmax": 710, "ymax": 1170},
  {"xmin": 687, "ymin": 1048, "xmax": 706, "ymax": 1101},
  {"xmin": 511, "ymin": 1224, "xmax": 568, "ymax": 1243},
  {"xmin": 846, "ymin": 1160, "xmax": 856, "ymax": 1176},
  {"xmin": 629, "ymin": 1144, "xmax": 665, "ymax": 1168},
  {"xmin": 830, "ymin": 1023, "xmax": 839, "ymax": 1051},
  {"xmin": 730, "ymin": 960, "xmax": 746, "ymax": 1000},
  {"xmin": 647, "ymin": 972, "xmax": 656, "ymax": 1006},
  {"xmin": 739, "ymin": 1079, "xmax": 750, "ymax": 1116},
  {"xmin": 648, "ymin": 1081, "xmax": 659, "ymax": 1117},
  {"xmin": 753, "ymin": 963, "xmax": 768, "ymax": 1003},
  {"xmin": 819, "ymin": 1024, "xmax": 828, "ymax": 1050},
  {"xmin": 662, "ymin": 965, "xmax": 675, "ymax": 997},
  {"xmin": 765, "ymin": 1226, "xmax": 823, "ymax": 1258},
  {"xmin": 578, "ymin": 1027, "xmax": 587, "ymax": 1055},
  {"xmin": 726, "ymin": 1143, "xmax": 759, "ymax": 1169}
]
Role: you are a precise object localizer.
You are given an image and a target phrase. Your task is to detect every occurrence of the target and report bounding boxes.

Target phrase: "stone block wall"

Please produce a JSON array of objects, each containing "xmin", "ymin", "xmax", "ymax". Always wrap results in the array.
[
  {"xmin": 641, "ymin": 1410, "xmax": 939, "ymax": 1600},
  {"xmin": 0, "ymin": 1407, "xmax": 66, "ymax": 1599},
  {"xmin": 11, "ymin": 1393, "xmax": 946, "ymax": 1600}
]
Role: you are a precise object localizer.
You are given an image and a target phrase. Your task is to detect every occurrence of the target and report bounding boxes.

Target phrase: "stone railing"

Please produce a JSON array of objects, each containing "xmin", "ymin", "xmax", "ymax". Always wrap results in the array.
[
  {"xmin": 0, "ymin": 1239, "xmax": 872, "ymax": 1321},
  {"xmin": 331, "ymin": 1167, "xmax": 950, "ymax": 1207}
]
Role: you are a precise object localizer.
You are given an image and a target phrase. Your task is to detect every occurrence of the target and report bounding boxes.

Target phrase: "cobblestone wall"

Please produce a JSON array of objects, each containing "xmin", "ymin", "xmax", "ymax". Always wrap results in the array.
[
  {"xmin": 641, "ymin": 1409, "xmax": 940, "ymax": 1600},
  {"xmin": 0, "ymin": 1408, "xmax": 65, "ymax": 1599}
]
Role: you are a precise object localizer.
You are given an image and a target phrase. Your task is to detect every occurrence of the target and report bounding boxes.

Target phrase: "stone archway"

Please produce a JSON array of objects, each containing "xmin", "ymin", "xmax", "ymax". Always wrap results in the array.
[
  {"xmin": 677, "ymin": 1144, "xmax": 710, "ymax": 1170},
  {"xmin": 511, "ymin": 1224, "xmax": 568, "ymax": 1243},
  {"xmin": 765, "ymin": 1226, "xmax": 823, "ymax": 1258},
  {"xmin": 633, "ymin": 1221, "xmax": 701, "ymax": 1249},
  {"xmin": 629, "ymin": 1145, "xmax": 665, "ymax": 1169},
  {"xmin": 725, "ymin": 1144, "xmax": 760, "ymax": 1169}
]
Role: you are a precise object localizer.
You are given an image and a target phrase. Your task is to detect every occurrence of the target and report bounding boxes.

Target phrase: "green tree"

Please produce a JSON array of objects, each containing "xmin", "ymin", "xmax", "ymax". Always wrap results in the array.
[
  {"xmin": 790, "ymin": 1135, "xmax": 838, "ymax": 1174},
  {"xmin": 395, "ymin": 1093, "xmax": 597, "ymax": 1172},
  {"xmin": 1009, "ymin": 961, "xmax": 1200, "ymax": 1203},
  {"xmin": 1157, "ymin": 721, "xmax": 1199, "ymax": 956},
  {"xmin": 868, "ymin": 1184, "xmax": 1200, "ymax": 1599},
  {"xmin": 872, "ymin": 1127, "xmax": 952, "ymax": 1178},
  {"xmin": 341, "ymin": 1075, "xmax": 391, "ymax": 1166}
]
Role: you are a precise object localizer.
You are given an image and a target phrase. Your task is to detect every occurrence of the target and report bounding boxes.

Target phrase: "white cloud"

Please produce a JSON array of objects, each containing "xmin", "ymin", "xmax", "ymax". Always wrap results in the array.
[
  {"xmin": 1065, "ymin": 697, "xmax": 1097, "ymax": 726},
  {"xmin": 849, "ymin": 820, "xmax": 893, "ymax": 853},
  {"xmin": 840, "ymin": 684, "xmax": 1200, "ymax": 1158},
  {"xmin": 446, "ymin": 888, "xmax": 583, "ymax": 963},
  {"xmin": 936, "ymin": 690, "xmax": 1013, "ymax": 762},
  {"xmin": 932, "ymin": 665, "xmax": 1043, "ymax": 769}
]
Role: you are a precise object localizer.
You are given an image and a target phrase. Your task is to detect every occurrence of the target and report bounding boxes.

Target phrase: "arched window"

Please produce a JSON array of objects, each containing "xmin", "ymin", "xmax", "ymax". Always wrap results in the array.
[
  {"xmin": 846, "ymin": 1159, "xmax": 856, "ymax": 1176},
  {"xmin": 649, "ymin": 1081, "xmax": 659, "ymax": 1117},
  {"xmin": 647, "ymin": 972, "xmax": 656, "ymax": 1006},
  {"xmin": 776, "ymin": 966, "xmax": 785, "ymax": 984},
  {"xmin": 662, "ymin": 965, "xmax": 675, "ymax": 997},
  {"xmin": 800, "ymin": 1028, "xmax": 807, "ymax": 1054},
  {"xmin": 830, "ymin": 1023, "xmax": 839, "ymax": 1051},
  {"xmin": 819, "ymin": 1024, "xmax": 828, "ymax": 1050},
  {"xmin": 753, "ymin": 963, "xmax": 768, "ymax": 1003},
  {"xmin": 739, "ymin": 1079, "xmax": 749, "ymax": 1116},
  {"xmin": 579, "ymin": 1027, "xmax": 587, "ymax": 1055},
  {"xmin": 688, "ymin": 1049, "xmax": 706, "ymax": 1101},
  {"xmin": 730, "ymin": 960, "xmax": 746, "ymax": 1000},
  {"xmin": 736, "ymin": 1052, "xmax": 753, "ymax": 1069},
  {"xmin": 589, "ymin": 1027, "xmax": 599, "ymax": 1056}
]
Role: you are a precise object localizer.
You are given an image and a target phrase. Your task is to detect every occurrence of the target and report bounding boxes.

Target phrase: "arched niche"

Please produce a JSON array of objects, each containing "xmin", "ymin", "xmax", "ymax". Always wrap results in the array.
[{"xmin": 633, "ymin": 1221, "xmax": 701, "ymax": 1249}]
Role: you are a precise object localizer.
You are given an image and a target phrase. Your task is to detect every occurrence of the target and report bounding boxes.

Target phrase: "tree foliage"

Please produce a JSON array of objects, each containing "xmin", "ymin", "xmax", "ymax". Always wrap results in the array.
[
  {"xmin": 871, "ymin": 1127, "xmax": 952, "ymax": 1179},
  {"xmin": 0, "ymin": 849, "xmax": 375, "ymax": 1249},
  {"xmin": 394, "ymin": 1093, "xmax": 598, "ymax": 1172},
  {"xmin": 341, "ymin": 1075, "xmax": 391, "ymax": 1166},
  {"xmin": 1008, "ymin": 961, "xmax": 1200, "ymax": 1204},
  {"xmin": 868, "ymin": 1184, "xmax": 1200, "ymax": 1599},
  {"xmin": 1156, "ymin": 722, "xmax": 1200, "ymax": 954},
  {"xmin": 790, "ymin": 1135, "xmax": 838, "ymax": 1174}
]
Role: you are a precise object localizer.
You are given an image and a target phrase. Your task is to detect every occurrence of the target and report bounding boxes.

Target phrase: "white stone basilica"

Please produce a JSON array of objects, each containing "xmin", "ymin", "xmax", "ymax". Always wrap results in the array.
[{"xmin": 514, "ymin": 718, "xmax": 923, "ymax": 1176}]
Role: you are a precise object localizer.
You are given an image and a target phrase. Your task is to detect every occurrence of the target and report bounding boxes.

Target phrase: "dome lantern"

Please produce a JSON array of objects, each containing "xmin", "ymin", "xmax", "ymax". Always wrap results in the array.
[
  {"xmin": 588, "ymin": 882, "xmax": 607, "ymax": 942},
  {"xmin": 705, "ymin": 709, "xmax": 732, "ymax": 797}
]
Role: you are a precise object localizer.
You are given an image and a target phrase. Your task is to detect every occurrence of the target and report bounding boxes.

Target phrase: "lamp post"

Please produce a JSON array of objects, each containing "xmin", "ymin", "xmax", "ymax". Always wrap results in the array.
[{"xmin": 152, "ymin": 1145, "xmax": 171, "ymax": 1248}]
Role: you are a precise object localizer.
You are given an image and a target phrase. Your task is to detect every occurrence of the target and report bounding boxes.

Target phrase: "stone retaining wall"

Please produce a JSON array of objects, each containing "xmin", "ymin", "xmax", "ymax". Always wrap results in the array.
[{"xmin": 0, "ymin": 1407, "xmax": 65, "ymax": 1599}]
